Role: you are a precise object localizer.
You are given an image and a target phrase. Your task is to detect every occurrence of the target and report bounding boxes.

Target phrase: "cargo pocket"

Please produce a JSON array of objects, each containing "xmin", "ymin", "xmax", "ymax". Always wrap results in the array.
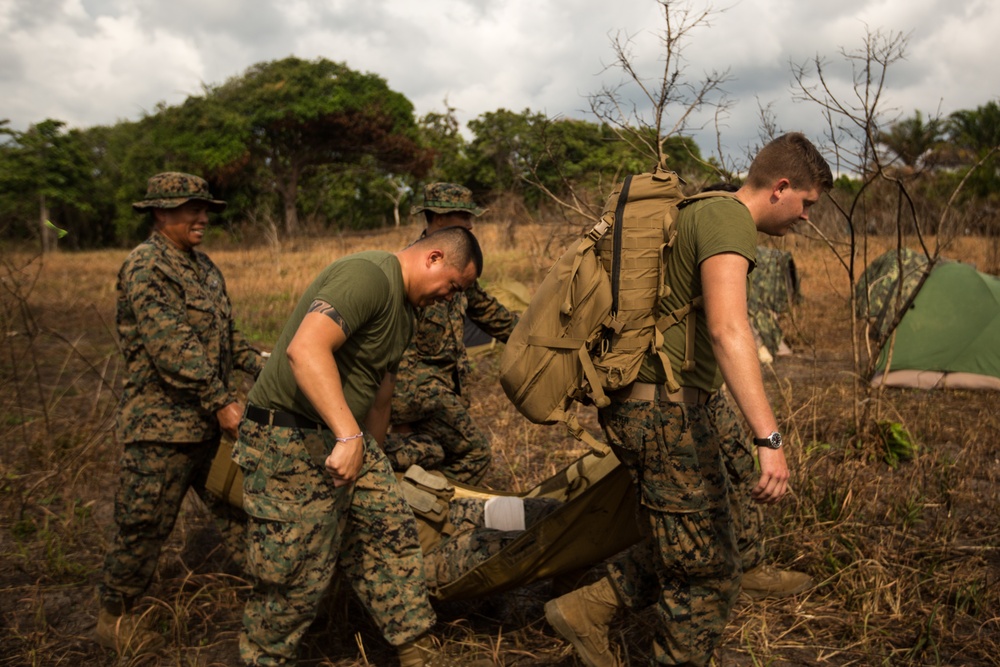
[
  {"xmin": 303, "ymin": 432, "xmax": 331, "ymax": 468},
  {"xmin": 116, "ymin": 462, "xmax": 165, "ymax": 529},
  {"xmin": 239, "ymin": 429, "xmax": 293, "ymax": 513},
  {"xmin": 242, "ymin": 433, "xmax": 337, "ymax": 522},
  {"xmin": 641, "ymin": 405, "xmax": 709, "ymax": 514},
  {"xmin": 599, "ymin": 402, "xmax": 649, "ymax": 470}
]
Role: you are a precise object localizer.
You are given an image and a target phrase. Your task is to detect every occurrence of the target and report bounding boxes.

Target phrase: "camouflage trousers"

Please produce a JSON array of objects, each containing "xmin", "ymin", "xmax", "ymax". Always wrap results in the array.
[
  {"xmin": 421, "ymin": 497, "xmax": 561, "ymax": 592},
  {"xmin": 233, "ymin": 420, "xmax": 435, "ymax": 666},
  {"xmin": 385, "ymin": 379, "xmax": 491, "ymax": 484},
  {"xmin": 604, "ymin": 393, "xmax": 764, "ymax": 601},
  {"xmin": 598, "ymin": 392, "xmax": 750, "ymax": 667},
  {"xmin": 98, "ymin": 437, "xmax": 246, "ymax": 615}
]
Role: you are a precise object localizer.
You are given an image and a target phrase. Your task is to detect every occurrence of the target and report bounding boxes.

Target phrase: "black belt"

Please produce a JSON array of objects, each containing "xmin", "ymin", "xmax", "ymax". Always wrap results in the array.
[
  {"xmin": 608, "ymin": 382, "xmax": 714, "ymax": 406},
  {"xmin": 244, "ymin": 404, "xmax": 327, "ymax": 431}
]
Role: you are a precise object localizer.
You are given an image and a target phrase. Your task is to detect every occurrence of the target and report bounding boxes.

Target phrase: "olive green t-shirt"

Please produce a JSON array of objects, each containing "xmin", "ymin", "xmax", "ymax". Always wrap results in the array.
[
  {"xmin": 636, "ymin": 197, "xmax": 758, "ymax": 391},
  {"xmin": 248, "ymin": 251, "xmax": 414, "ymax": 424}
]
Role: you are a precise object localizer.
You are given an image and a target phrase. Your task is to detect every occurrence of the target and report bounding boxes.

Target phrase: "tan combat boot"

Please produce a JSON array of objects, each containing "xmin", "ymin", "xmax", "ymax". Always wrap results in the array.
[
  {"xmin": 741, "ymin": 563, "xmax": 813, "ymax": 600},
  {"xmin": 397, "ymin": 634, "xmax": 494, "ymax": 666},
  {"xmin": 544, "ymin": 576, "xmax": 622, "ymax": 667},
  {"xmin": 95, "ymin": 607, "xmax": 165, "ymax": 654}
]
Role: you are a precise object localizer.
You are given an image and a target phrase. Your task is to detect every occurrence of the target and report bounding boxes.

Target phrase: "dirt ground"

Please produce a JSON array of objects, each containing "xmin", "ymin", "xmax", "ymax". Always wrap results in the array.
[{"xmin": 1, "ymin": 228, "xmax": 998, "ymax": 666}]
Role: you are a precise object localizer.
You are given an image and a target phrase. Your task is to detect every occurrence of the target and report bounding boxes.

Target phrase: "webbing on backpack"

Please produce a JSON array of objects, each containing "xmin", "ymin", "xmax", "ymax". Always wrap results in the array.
[
  {"xmin": 499, "ymin": 163, "xmax": 739, "ymax": 453},
  {"xmin": 608, "ymin": 174, "xmax": 634, "ymax": 317}
]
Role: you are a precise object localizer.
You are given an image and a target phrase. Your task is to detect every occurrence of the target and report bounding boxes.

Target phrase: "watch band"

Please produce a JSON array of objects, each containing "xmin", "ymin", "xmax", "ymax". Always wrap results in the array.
[{"xmin": 753, "ymin": 431, "xmax": 782, "ymax": 449}]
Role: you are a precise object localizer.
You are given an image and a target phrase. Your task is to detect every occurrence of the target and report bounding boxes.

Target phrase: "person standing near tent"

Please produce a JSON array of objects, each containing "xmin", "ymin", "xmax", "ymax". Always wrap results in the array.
[
  {"xmin": 232, "ymin": 226, "xmax": 484, "ymax": 667},
  {"xmin": 545, "ymin": 133, "xmax": 833, "ymax": 667},
  {"xmin": 96, "ymin": 172, "xmax": 264, "ymax": 654},
  {"xmin": 382, "ymin": 183, "xmax": 519, "ymax": 484}
]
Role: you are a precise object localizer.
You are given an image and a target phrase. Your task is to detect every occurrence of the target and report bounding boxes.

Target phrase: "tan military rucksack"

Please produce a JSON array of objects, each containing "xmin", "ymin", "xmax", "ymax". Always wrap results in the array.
[{"xmin": 499, "ymin": 163, "xmax": 734, "ymax": 452}]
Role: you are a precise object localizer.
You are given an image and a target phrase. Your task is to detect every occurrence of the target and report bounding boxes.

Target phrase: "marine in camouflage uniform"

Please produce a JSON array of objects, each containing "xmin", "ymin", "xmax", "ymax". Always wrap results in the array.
[
  {"xmin": 98, "ymin": 173, "xmax": 264, "ymax": 642},
  {"xmin": 383, "ymin": 183, "xmax": 518, "ymax": 484},
  {"xmin": 545, "ymin": 134, "xmax": 832, "ymax": 667},
  {"xmin": 236, "ymin": 420, "xmax": 432, "ymax": 662},
  {"xmin": 854, "ymin": 247, "xmax": 929, "ymax": 340},
  {"xmin": 596, "ymin": 392, "xmax": 766, "ymax": 613},
  {"xmin": 232, "ymin": 229, "xmax": 483, "ymax": 666},
  {"xmin": 747, "ymin": 246, "xmax": 800, "ymax": 357},
  {"xmin": 597, "ymin": 393, "xmax": 742, "ymax": 664}
]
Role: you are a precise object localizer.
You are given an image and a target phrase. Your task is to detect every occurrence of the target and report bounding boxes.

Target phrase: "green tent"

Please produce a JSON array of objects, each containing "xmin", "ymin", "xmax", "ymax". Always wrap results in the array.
[{"xmin": 856, "ymin": 249, "xmax": 1000, "ymax": 390}]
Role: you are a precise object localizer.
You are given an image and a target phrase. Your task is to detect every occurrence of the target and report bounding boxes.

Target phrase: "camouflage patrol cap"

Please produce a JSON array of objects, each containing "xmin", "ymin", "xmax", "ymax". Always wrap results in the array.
[
  {"xmin": 132, "ymin": 172, "xmax": 227, "ymax": 212},
  {"xmin": 411, "ymin": 182, "xmax": 486, "ymax": 217}
]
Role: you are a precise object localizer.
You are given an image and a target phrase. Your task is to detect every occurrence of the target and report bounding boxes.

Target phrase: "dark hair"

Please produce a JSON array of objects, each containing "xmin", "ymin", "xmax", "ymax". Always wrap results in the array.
[
  {"xmin": 746, "ymin": 133, "xmax": 833, "ymax": 192},
  {"xmin": 417, "ymin": 226, "xmax": 483, "ymax": 277}
]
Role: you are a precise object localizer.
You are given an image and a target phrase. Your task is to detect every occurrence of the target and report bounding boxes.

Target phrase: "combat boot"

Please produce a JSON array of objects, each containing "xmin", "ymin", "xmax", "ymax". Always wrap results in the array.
[
  {"xmin": 544, "ymin": 576, "xmax": 622, "ymax": 667},
  {"xmin": 397, "ymin": 634, "xmax": 494, "ymax": 666},
  {"xmin": 741, "ymin": 563, "xmax": 813, "ymax": 600},
  {"xmin": 95, "ymin": 607, "xmax": 165, "ymax": 654}
]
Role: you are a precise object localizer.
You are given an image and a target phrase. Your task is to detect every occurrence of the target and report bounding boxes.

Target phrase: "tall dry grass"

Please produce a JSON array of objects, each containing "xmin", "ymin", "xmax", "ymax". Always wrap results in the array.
[{"xmin": 0, "ymin": 219, "xmax": 998, "ymax": 665}]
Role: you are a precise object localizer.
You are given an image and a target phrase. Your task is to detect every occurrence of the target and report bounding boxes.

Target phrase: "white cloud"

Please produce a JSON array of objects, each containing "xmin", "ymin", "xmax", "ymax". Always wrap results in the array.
[{"xmin": 1, "ymin": 0, "xmax": 997, "ymax": 164}]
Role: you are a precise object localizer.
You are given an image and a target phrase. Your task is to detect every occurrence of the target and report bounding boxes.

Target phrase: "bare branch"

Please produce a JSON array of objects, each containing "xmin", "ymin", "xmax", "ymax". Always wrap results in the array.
[{"xmin": 589, "ymin": 0, "xmax": 731, "ymax": 166}]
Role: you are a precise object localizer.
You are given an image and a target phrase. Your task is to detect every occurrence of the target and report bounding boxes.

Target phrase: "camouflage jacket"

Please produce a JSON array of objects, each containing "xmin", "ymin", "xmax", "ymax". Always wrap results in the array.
[
  {"xmin": 392, "ymin": 280, "xmax": 518, "ymax": 416},
  {"xmin": 115, "ymin": 231, "xmax": 263, "ymax": 444}
]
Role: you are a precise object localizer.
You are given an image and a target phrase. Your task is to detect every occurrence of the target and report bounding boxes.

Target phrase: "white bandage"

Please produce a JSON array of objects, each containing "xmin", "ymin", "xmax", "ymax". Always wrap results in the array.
[{"xmin": 483, "ymin": 496, "xmax": 526, "ymax": 531}]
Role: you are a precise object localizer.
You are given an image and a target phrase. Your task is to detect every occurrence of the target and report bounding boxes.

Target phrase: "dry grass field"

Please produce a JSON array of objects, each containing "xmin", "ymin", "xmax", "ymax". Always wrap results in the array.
[{"xmin": 1, "ymin": 218, "xmax": 998, "ymax": 666}]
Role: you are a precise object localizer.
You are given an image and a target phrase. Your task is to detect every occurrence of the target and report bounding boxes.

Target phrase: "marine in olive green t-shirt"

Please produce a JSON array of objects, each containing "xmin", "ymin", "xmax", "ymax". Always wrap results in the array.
[
  {"xmin": 637, "ymin": 197, "xmax": 758, "ymax": 391},
  {"xmin": 248, "ymin": 250, "xmax": 414, "ymax": 424}
]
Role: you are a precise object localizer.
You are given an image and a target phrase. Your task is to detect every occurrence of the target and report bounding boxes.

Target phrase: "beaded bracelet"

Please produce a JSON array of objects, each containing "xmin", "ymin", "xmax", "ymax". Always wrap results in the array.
[{"xmin": 335, "ymin": 432, "xmax": 364, "ymax": 443}]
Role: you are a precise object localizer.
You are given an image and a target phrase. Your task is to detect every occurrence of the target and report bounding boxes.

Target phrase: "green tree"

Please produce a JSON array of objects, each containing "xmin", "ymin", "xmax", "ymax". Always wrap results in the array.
[
  {"xmin": 948, "ymin": 101, "xmax": 1000, "ymax": 153},
  {"xmin": 524, "ymin": 116, "xmax": 714, "ymax": 222},
  {"xmin": 946, "ymin": 100, "xmax": 1000, "ymax": 197},
  {"xmin": 466, "ymin": 108, "xmax": 549, "ymax": 201},
  {"xmin": 296, "ymin": 157, "xmax": 409, "ymax": 231},
  {"xmin": 199, "ymin": 57, "xmax": 433, "ymax": 235},
  {"xmin": 419, "ymin": 101, "xmax": 471, "ymax": 185},
  {"xmin": 0, "ymin": 119, "xmax": 94, "ymax": 251},
  {"xmin": 77, "ymin": 118, "xmax": 166, "ymax": 246},
  {"xmin": 877, "ymin": 110, "xmax": 945, "ymax": 172}
]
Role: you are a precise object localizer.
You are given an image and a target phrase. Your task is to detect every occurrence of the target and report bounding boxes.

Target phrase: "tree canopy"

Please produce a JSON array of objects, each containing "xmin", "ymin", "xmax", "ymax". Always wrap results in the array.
[
  {"xmin": 0, "ymin": 55, "xmax": 997, "ymax": 251},
  {"xmin": 177, "ymin": 57, "xmax": 432, "ymax": 235}
]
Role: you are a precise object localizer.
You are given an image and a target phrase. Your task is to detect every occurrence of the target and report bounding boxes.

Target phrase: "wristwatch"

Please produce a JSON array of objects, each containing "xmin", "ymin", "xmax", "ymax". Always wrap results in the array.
[{"xmin": 753, "ymin": 431, "xmax": 783, "ymax": 449}]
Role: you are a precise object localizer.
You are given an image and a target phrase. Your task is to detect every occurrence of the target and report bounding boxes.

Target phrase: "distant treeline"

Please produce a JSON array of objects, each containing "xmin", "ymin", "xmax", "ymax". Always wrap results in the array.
[{"xmin": 1, "ymin": 56, "xmax": 997, "ymax": 250}]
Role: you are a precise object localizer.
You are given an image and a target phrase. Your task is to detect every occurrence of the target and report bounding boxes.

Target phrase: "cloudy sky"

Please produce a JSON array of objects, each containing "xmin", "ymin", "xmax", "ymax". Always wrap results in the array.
[{"xmin": 2, "ymin": 0, "xmax": 997, "ymax": 166}]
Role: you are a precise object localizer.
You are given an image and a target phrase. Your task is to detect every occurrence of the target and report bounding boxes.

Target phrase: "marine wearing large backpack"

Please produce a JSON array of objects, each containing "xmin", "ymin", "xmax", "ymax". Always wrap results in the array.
[{"xmin": 499, "ymin": 162, "xmax": 734, "ymax": 452}]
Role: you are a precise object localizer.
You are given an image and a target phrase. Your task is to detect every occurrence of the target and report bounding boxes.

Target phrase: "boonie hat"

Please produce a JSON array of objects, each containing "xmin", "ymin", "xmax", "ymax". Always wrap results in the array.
[
  {"xmin": 411, "ymin": 182, "xmax": 486, "ymax": 217},
  {"xmin": 132, "ymin": 172, "xmax": 227, "ymax": 212}
]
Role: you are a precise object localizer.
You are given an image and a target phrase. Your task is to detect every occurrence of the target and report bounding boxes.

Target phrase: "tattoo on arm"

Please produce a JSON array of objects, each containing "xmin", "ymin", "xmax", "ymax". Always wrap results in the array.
[{"xmin": 308, "ymin": 300, "xmax": 352, "ymax": 337}]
